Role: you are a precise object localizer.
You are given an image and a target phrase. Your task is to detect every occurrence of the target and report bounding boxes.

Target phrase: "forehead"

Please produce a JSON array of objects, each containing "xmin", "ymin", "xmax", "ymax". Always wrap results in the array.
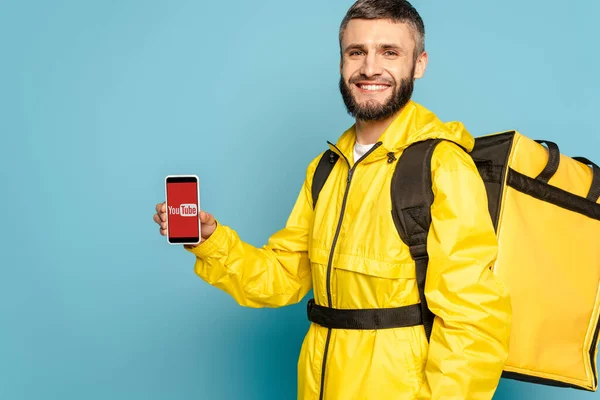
[{"xmin": 342, "ymin": 19, "xmax": 415, "ymax": 50}]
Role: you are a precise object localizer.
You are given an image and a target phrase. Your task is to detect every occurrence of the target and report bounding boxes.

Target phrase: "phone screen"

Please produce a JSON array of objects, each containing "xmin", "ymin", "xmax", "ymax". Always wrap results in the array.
[{"xmin": 165, "ymin": 176, "xmax": 200, "ymax": 244}]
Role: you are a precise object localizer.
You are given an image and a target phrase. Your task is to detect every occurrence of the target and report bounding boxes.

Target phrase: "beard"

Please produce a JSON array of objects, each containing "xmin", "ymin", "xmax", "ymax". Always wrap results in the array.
[{"xmin": 339, "ymin": 64, "xmax": 416, "ymax": 122}]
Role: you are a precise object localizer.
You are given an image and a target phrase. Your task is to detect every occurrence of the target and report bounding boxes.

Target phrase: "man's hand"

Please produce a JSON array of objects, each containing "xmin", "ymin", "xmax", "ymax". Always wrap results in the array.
[{"xmin": 153, "ymin": 202, "xmax": 217, "ymax": 247}]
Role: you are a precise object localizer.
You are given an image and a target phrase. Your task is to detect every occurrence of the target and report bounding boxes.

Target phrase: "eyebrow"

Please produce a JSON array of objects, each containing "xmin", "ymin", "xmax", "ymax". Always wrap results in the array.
[{"xmin": 344, "ymin": 43, "xmax": 405, "ymax": 53}]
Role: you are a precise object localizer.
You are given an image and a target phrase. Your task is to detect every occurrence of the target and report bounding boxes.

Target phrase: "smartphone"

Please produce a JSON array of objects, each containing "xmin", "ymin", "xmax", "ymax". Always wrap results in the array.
[{"xmin": 164, "ymin": 175, "xmax": 201, "ymax": 245}]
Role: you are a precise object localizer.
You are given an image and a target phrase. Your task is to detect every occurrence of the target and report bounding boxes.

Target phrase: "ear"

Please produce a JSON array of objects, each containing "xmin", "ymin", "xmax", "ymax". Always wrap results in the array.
[
  {"xmin": 339, "ymin": 57, "xmax": 343, "ymax": 75},
  {"xmin": 413, "ymin": 51, "xmax": 428, "ymax": 80}
]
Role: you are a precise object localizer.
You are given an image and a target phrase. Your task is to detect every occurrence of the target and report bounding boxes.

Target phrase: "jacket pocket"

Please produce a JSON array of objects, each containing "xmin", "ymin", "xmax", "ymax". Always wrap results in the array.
[
  {"xmin": 393, "ymin": 325, "xmax": 428, "ymax": 396},
  {"xmin": 333, "ymin": 252, "xmax": 416, "ymax": 279},
  {"xmin": 329, "ymin": 253, "xmax": 420, "ymax": 309}
]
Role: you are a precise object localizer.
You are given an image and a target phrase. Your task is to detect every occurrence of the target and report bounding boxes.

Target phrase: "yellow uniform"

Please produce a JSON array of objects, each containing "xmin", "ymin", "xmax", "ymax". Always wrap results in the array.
[{"xmin": 186, "ymin": 101, "xmax": 512, "ymax": 399}]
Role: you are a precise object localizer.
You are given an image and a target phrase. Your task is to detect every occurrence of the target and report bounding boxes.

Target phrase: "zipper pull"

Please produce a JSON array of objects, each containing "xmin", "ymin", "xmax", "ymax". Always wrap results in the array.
[{"xmin": 347, "ymin": 169, "xmax": 354, "ymax": 183}]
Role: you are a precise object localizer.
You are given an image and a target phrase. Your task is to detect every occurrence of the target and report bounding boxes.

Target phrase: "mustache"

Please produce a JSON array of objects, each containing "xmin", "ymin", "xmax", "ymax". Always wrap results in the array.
[{"xmin": 349, "ymin": 75, "xmax": 395, "ymax": 86}]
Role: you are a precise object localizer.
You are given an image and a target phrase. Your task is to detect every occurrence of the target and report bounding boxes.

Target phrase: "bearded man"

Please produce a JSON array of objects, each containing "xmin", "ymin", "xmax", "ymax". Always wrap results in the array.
[{"xmin": 153, "ymin": 1, "xmax": 512, "ymax": 398}]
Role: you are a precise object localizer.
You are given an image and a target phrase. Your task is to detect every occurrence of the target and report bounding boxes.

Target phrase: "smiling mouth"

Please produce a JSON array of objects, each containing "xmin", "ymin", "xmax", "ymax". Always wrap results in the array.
[{"xmin": 354, "ymin": 83, "xmax": 391, "ymax": 92}]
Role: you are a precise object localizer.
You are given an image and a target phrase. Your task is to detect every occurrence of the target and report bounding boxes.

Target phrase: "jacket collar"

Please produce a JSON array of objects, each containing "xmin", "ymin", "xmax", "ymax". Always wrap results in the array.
[{"xmin": 328, "ymin": 101, "xmax": 475, "ymax": 166}]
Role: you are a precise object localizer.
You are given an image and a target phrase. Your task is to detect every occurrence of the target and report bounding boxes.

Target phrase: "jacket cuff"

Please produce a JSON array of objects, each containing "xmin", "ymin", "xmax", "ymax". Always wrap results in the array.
[{"xmin": 184, "ymin": 221, "xmax": 227, "ymax": 258}]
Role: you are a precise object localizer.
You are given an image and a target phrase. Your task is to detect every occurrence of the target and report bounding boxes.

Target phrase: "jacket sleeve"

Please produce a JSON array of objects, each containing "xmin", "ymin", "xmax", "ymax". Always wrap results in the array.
[
  {"xmin": 417, "ymin": 141, "xmax": 512, "ymax": 400},
  {"xmin": 183, "ymin": 158, "xmax": 319, "ymax": 308}
]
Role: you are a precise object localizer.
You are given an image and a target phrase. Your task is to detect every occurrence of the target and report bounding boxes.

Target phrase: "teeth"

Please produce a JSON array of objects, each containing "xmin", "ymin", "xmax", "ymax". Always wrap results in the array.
[{"xmin": 361, "ymin": 85, "xmax": 388, "ymax": 91}]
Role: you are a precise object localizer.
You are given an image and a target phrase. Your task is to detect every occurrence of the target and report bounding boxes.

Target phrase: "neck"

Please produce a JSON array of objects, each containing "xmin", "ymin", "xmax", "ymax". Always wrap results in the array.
[{"xmin": 355, "ymin": 111, "xmax": 400, "ymax": 145}]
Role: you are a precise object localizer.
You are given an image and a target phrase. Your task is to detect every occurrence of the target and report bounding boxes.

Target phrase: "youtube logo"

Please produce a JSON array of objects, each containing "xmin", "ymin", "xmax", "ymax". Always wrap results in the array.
[{"xmin": 168, "ymin": 204, "xmax": 198, "ymax": 217}]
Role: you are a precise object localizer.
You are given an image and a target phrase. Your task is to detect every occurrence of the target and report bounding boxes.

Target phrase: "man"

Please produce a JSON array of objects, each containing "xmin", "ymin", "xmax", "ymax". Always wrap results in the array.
[{"xmin": 153, "ymin": 0, "xmax": 512, "ymax": 398}]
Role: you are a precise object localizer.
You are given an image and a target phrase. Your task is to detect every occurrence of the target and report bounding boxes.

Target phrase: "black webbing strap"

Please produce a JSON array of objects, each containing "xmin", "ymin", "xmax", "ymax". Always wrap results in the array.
[
  {"xmin": 534, "ymin": 140, "xmax": 561, "ymax": 183},
  {"xmin": 391, "ymin": 139, "xmax": 444, "ymax": 341},
  {"xmin": 312, "ymin": 150, "xmax": 339, "ymax": 208},
  {"xmin": 573, "ymin": 156, "xmax": 600, "ymax": 203},
  {"xmin": 411, "ymin": 253, "xmax": 434, "ymax": 340},
  {"xmin": 307, "ymin": 299, "xmax": 423, "ymax": 330}
]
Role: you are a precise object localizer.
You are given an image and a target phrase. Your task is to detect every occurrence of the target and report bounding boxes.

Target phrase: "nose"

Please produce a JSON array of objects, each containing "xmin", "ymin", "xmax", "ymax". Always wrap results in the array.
[{"xmin": 359, "ymin": 52, "xmax": 383, "ymax": 78}]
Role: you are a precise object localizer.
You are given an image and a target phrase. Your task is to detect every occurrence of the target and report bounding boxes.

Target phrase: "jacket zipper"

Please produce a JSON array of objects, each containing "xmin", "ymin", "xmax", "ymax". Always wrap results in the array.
[{"xmin": 318, "ymin": 141, "xmax": 383, "ymax": 400}]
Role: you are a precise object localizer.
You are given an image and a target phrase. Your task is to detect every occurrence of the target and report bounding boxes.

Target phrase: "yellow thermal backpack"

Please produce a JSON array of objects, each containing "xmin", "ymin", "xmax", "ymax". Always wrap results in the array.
[
  {"xmin": 311, "ymin": 130, "xmax": 600, "ymax": 391},
  {"xmin": 472, "ymin": 131, "xmax": 600, "ymax": 391}
]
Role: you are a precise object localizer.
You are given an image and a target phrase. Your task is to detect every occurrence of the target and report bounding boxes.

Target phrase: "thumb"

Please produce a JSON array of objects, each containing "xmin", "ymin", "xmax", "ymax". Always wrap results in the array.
[
  {"xmin": 199, "ymin": 211, "xmax": 217, "ymax": 242},
  {"xmin": 200, "ymin": 211, "xmax": 216, "ymax": 225}
]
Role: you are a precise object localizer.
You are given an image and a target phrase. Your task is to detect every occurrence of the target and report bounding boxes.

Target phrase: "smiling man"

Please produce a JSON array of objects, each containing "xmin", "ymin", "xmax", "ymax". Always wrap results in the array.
[{"xmin": 153, "ymin": 0, "xmax": 512, "ymax": 399}]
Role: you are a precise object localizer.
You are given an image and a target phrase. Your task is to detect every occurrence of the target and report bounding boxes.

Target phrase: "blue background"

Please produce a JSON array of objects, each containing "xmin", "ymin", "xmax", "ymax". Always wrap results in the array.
[{"xmin": 1, "ymin": 0, "xmax": 599, "ymax": 398}]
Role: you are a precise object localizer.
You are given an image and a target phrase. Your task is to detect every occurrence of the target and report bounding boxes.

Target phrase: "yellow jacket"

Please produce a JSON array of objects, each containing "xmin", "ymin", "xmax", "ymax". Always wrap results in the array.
[{"xmin": 185, "ymin": 101, "xmax": 512, "ymax": 399}]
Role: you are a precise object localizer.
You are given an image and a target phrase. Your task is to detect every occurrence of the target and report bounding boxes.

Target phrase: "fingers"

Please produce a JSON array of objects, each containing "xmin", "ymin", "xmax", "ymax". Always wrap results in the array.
[
  {"xmin": 154, "ymin": 213, "xmax": 167, "ymax": 229},
  {"xmin": 154, "ymin": 201, "xmax": 168, "ymax": 235},
  {"xmin": 153, "ymin": 213, "xmax": 166, "ymax": 224},
  {"xmin": 154, "ymin": 202, "xmax": 167, "ymax": 222}
]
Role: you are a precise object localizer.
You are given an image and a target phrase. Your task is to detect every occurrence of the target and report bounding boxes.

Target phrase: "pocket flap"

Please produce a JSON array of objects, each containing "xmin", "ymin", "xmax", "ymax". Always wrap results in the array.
[{"xmin": 333, "ymin": 253, "xmax": 416, "ymax": 279}]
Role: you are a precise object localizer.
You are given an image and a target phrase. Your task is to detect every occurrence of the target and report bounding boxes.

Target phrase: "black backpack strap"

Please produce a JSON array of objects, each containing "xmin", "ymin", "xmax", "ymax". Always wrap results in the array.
[
  {"xmin": 573, "ymin": 156, "xmax": 600, "ymax": 203},
  {"xmin": 534, "ymin": 140, "xmax": 561, "ymax": 183},
  {"xmin": 311, "ymin": 149, "xmax": 339, "ymax": 208},
  {"xmin": 391, "ymin": 139, "xmax": 444, "ymax": 341}
]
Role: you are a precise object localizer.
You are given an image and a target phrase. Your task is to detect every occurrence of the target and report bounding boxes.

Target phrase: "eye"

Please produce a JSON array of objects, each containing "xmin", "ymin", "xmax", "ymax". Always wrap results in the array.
[
  {"xmin": 349, "ymin": 50, "xmax": 364, "ymax": 57},
  {"xmin": 384, "ymin": 50, "xmax": 398, "ymax": 57}
]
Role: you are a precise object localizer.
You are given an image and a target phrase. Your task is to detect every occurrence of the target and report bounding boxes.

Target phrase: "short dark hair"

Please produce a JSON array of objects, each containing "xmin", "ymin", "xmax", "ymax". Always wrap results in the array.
[{"xmin": 339, "ymin": 0, "xmax": 425, "ymax": 60}]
